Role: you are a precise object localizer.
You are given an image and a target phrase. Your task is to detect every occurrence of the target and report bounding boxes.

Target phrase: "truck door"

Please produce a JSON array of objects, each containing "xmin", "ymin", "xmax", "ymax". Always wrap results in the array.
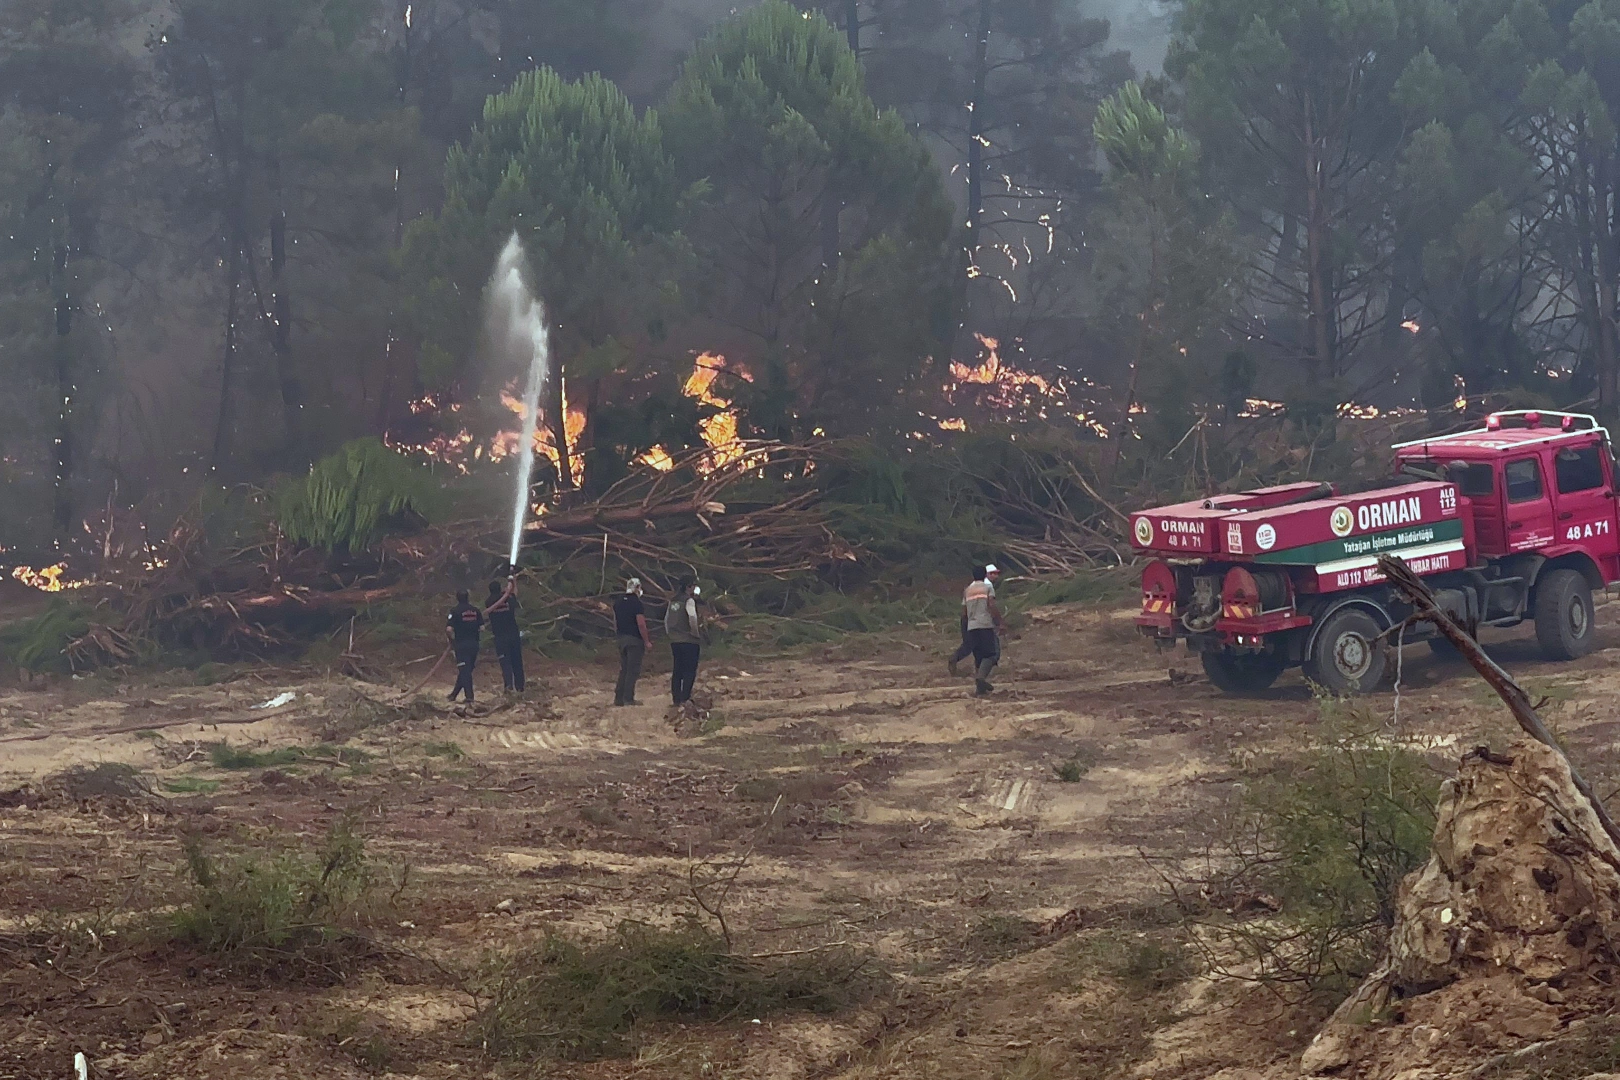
[
  {"xmin": 1551, "ymin": 440, "xmax": 1620, "ymax": 576},
  {"xmin": 1454, "ymin": 462, "xmax": 1504, "ymax": 555},
  {"xmin": 1504, "ymin": 456, "xmax": 1556, "ymax": 551}
]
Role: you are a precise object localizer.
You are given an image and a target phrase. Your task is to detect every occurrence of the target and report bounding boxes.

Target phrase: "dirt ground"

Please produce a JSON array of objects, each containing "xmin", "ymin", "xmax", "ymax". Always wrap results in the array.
[{"xmin": 4, "ymin": 595, "xmax": 1620, "ymax": 1080}]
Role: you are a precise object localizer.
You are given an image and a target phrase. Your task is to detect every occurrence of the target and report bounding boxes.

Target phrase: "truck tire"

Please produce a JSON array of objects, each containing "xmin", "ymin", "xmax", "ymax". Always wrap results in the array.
[
  {"xmin": 1533, "ymin": 568, "xmax": 1596, "ymax": 661},
  {"xmin": 1304, "ymin": 608, "xmax": 1388, "ymax": 694},
  {"xmin": 1201, "ymin": 650, "xmax": 1284, "ymax": 693}
]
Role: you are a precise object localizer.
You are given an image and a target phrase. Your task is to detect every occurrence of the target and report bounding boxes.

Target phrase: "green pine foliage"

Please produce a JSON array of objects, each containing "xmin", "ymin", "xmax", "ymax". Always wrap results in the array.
[{"xmin": 274, "ymin": 438, "xmax": 431, "ymax": 553}]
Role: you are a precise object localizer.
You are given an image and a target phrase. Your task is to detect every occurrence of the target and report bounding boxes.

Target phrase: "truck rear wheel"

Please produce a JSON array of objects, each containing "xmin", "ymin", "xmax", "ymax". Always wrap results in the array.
[
  {"xmin": 1305, "ymin": 608, "xmax": 1388, "ymax": 694},
  {"xmin": 1201, "ymin": 650, "xmax": 1284, "ymax": 693},
  {"xmin": 1533, "ymin": 568, "xmax": 1596, "ymax": 661}
]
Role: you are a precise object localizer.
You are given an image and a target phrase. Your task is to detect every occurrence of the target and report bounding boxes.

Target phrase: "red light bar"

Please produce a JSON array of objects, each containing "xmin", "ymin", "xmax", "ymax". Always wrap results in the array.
[
  {"xmin": 1563, "ymin": 414, "xmax": 1576, "ymax": 431},
  {"xmin": 1485, "ymin": 414, "xmax": 1501, "ymax": 430},
  {"xmin": 1524, "ymin": 411, "xmax": 1542, "ymax": 427}
]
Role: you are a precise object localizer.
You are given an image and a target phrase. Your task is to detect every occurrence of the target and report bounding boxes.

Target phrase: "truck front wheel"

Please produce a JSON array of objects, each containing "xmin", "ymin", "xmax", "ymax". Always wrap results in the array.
[
  {"xmin": 1201, "ymin": 650, "xmax": 1284, "ymax": 693},
  {"xmin": 1304, "ymin": 608, "xmax": 1388, "ymax": 694},
  {"xmin": 1533, "ymin": 568, "xmax": 1596, "ymax": 661}
]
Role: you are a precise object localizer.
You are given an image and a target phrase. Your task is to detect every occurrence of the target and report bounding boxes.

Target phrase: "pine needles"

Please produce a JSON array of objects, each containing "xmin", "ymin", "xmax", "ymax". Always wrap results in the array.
[{"xmin": 275, "ymin": 438, "xmax": 432, "ymax": 553}]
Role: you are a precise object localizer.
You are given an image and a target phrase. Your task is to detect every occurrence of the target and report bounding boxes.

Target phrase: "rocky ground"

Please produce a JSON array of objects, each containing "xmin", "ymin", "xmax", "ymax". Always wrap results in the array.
[{"xmin": 5, "ymin": 594, "xmax": 1620, "ymax": 1080}]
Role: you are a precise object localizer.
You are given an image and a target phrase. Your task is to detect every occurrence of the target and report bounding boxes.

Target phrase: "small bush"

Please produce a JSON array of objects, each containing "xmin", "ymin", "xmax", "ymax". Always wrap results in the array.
[
  {"xmin": 0, "ymin": 601, "xmax": 91, "ymax": 673},
  {"xmin": 1097, "ymin": 936, "xmax": 1196, "ymax": 994},
  {"xmin": 210, "ymin": 743, "xmax": 302, "ymax": 770},
  {"xmin": 170, "ymin": 822, "xmax": 383, "ymax": 980},
  {"xmin": 163, "ymin": 776, "xmax": 221, "ymax": 795},
  {"xmin": 1186, "ymin": 708, "xmax": 1440, "ymax": 1007},
  {"xmin": 1053, "ymin": 749, "xmax": 1096, "ymax": 783},
  {"xmin": 474, "ymin": 920, "xmax": 884, "ymax": 1060},
  {"xmin": 208, "ymin": 742, "xmax": 371, "ymax": 770},
  {"xmin": 274, "ymin": 437, "xmax": 432, "ymax": 553}
]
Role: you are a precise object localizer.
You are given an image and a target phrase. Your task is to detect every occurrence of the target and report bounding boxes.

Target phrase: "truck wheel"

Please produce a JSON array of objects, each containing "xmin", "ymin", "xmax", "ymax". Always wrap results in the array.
[
  {"xmin": 1533, "ymin": 568, "xmax": 1596, "ymax": 661},
  {"xmin": 1305, "ymin": 608, "xmax": 1388, "ymax": 694},
  {"xmin": 1201, "ymin": 650, "xmax": 1284, "ymax": 693}
]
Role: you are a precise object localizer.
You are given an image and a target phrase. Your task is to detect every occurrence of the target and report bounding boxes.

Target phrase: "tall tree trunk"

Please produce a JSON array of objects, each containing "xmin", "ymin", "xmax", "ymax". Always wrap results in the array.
[
  {"xmin": 213, "ymin": 244, "xmax": 242, "ymax": 468},
  {"xmin": 51, "ymin": 242, "xmax": 74, "ymax": 543},
  {"xmin": 267, "ymin": 154, "xmax": 301, "ymax": 450},
  {"xmin": 965, "ymin": 0, "xmax": 991, "ymax": 258},
  {"xmin": 1596, "ymin": 162, "xmax": 1620, "ymax": 424},
  {"xmin": 551, "ymin": 363, "xmax": 574, "ymax": 493},
  {"xmin": 1302, "ymin": 104, "xmax": 1335, "ymax": 381}
]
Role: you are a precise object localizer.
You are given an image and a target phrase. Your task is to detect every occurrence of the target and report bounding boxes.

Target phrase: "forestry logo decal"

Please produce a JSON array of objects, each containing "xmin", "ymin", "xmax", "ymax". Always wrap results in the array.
[
  {"xmin": 1134, "ymin": 517, "xmax": 1153, "ymax": 546},
  {"xmin": 1255, "ymin": 524, "xmax": 1277, "ymax": 551},
  {"xmin": 1330, "ymin": 506, "xmax": 1355, "ymax": 538}
]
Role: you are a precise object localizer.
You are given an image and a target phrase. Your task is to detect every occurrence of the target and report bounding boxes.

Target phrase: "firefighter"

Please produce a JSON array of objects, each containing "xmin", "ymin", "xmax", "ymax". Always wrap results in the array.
[
  {"xmin": 486, "ymin": 578, "xmax": 524, "ymax": 693},
  {"xmin": 446, "ymin": 589, "xmax": 484, "ymax": 703}
]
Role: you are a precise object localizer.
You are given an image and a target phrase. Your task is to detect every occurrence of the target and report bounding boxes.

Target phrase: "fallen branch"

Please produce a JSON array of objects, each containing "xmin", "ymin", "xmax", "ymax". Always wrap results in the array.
[{"xmin": 1375, "ymin": 553, "xmax": 1620, "ymax": 851}]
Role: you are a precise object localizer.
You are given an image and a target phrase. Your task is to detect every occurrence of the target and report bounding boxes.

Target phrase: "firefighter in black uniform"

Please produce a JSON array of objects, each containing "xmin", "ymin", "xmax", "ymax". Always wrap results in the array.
[
  {"xmin": 446, "ymin": 589, "xmax": 484, "ymax": 702},
  {"xmin": 486, "ymin": 578, "xmax": 524, "ymax": 692}
]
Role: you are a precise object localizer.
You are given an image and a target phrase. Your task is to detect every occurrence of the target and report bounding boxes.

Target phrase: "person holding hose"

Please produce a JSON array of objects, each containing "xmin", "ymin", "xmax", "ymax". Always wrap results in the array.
[
  {"xmin": 665, "ymin": 578, "xmax": 703, "ymax": 705},
  {"xmin": 486, "ymin": 577, "xmax": 524, "ymax": 693},
  {"xmin": 613, "ymin": 578, "xmax": 653, "ymax": 706}
]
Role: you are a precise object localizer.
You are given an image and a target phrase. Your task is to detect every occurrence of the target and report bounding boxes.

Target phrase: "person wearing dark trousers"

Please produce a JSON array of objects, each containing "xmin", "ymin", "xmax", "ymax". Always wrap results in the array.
[
  {"xmin": 486, "ymin": 579, "xmax": 524, "ymax": 693},
  {"xmin": 446, "ymin": 589, "xmax": 484, "ymax": 702},
  {"xmin": 665, "ymin": 577, "xmax": 702, "ymax": 705},
  {"xmin": 949, "ymin": 563, "xmax": 1001, "ymax": 675},
  {"xmin": 612, "ymin": 578, "xmax": 653, "ymax": 705},
  {"xmin": 961, "ymin": 565, "xmax": 1005, "ymax": 696}
]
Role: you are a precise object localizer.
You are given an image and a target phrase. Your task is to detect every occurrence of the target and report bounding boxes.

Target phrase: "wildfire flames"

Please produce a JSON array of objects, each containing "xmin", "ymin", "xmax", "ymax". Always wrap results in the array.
[
  {"xmin": 641, "ymin": 353, "xmax": 756, "ymax": 473},
  {"xmin": 11, "ymin": 563, "xmax": 86, "ymax": 592},
  {"xmin": 494, "ymin": 386, "xmax": 587, "ymax": 488},
  {"xmin": 948, "ymin": 334, "xmax": 1053, "ymax": 409}
]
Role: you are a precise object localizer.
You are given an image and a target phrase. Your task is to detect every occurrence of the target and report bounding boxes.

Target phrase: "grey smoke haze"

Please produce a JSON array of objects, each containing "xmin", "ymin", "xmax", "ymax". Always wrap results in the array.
[{"xmin": 627, "ymin": 0, "xmax": 1174, "ymax": 95}]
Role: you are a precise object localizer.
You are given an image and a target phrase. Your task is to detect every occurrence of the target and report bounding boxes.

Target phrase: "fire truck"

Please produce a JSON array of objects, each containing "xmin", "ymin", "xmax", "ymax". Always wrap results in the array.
[{"xmin": 1131, "ymin": 410, "xmax": 1619, "ymax": 694}]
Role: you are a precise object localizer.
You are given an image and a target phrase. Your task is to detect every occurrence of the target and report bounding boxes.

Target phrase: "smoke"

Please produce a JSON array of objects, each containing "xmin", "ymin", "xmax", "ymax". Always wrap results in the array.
[
  {"xmin": 1079, "ymin": 0, "xmax": 1175, "ymax": 74},
  {"xmin": 484, "ymin": 233, "xmax": 552, "ymax": 566}
]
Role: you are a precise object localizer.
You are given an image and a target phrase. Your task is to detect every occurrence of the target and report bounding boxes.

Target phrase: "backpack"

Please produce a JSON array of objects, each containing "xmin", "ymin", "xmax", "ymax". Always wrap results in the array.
[{"xmin": 664, "ymin": 597, "xmax": 691, "ymax": 637}]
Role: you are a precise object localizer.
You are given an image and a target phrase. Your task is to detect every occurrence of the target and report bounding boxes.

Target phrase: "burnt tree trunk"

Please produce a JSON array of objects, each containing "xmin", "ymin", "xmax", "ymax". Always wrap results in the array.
[
  {"xmin": 51, "ymin": 242, "xmax": 75, "ymax": 542},
  {"xmin": 1302, "ymin": 99, "xmax": 1336, "ymax": 381},
  {"xmin": 213, "ymin": 242, "xmax": 243, "ymax": 467},
  {"xmin": 965, "ymin": 0, "xmax": 991, "ymax": 259}
]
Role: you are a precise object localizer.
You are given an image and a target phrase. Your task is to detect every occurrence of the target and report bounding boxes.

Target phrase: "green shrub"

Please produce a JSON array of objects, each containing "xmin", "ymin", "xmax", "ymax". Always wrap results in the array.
[
  {"xmin": 0, "ymin": 601, "xmax": 91, "ymax": 673},
  {"xmin": 275, "ymin": 437, "xmax": 432, "ymax": 553},
  {"xmin": 474, "ymin": 920, "xmax": 883, "ymax": 1060},
  {"xmin": 1192, "ymin": 709, "xmax": 1440, "ymax": 1005},
  {"xmin": 170, "ymin": 823, "xmax": 381, "ymax": 980}
]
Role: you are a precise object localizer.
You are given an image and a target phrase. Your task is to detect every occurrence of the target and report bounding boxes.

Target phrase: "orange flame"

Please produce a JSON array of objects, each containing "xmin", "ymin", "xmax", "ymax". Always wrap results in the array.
[
  {"xmin": 11, "ymin": 563, "xmax": 86, "ymax": 593},
  {"xmin": 642, "ymin": 353, "xmax": 760, "ymax": 473},
  {"xmin": 947, "ymin": 334, "xmax": 1053, "ymax": 409},
  {"xmin": 495, "ymin": 386, "xmax": 587, "ymax": 487}
]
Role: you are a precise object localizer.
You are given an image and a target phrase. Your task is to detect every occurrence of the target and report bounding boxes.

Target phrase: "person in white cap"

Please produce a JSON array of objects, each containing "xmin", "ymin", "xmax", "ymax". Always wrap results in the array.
[
  {"xmin": 959, "ymin": 564, "xmax": 1005, "ymax": 695},
  {"xmin": 613, "ymin": 578, "xmax": 653, "ymax": 705},
  {"xmin": 949, "ymin": 563, "xmax": 1002, "ymax": 676}
]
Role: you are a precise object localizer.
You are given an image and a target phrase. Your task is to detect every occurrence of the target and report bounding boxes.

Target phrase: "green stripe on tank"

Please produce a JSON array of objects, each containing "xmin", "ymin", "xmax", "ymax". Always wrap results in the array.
[{"xmin": 1249, "ymin": 518, "xmax": 1464, "ymax": 565}]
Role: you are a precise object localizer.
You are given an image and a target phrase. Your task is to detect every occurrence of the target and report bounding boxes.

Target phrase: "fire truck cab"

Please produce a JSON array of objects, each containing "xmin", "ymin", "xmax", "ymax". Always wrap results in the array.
[{"xmin": 1130, "ymin": 410, "xmax": 1620, "ymax": 694}]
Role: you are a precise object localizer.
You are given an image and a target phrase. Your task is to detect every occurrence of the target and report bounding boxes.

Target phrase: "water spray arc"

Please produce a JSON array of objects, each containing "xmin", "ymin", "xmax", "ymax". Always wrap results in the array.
[{"xmin": 488, "ymin": 233, "xmax": 553, "ymax": 567}]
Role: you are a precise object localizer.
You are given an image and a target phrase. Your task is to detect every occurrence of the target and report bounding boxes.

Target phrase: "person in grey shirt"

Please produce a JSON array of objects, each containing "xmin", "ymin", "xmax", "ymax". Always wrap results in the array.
[
  {"xmin": 665, "ymin": 578, "xmax": 703, "ymax": 705},
  {"xmin": 962, "ymin": 566, "xmax": 1005, "ymax": 695}
]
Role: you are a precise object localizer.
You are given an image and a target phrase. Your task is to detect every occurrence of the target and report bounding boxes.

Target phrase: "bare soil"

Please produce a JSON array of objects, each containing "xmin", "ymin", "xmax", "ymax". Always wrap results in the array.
[{"xmin": 5, "ymin": 598, "xmax": 1620, "ymax": 1080}]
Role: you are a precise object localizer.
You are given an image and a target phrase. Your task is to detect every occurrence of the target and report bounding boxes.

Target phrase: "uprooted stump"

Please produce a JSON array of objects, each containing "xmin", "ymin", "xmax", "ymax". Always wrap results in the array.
[{"xmin": 1302, "ymin": 739, "xmax": 1620, "ymax": 1077}]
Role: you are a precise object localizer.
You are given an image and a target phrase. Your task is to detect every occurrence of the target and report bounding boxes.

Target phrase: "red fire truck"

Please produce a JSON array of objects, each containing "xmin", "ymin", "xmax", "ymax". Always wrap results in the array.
[{"xmin": 1131, "ymin": 410, "xmax": 1619, "ymax": 693}]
